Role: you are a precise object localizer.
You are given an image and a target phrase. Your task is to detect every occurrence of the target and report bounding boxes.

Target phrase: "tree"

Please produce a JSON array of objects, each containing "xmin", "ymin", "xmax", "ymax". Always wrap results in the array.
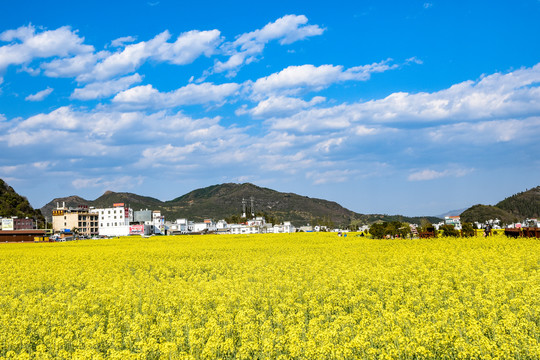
[
  {"xmin": 369, "ymin": 221, "xmax": 411, "ymax": 239},
  {"xmin": 439, "ymin": 224, "xmax": 460, "ymax": 237},
  {"xmin": 369, "ymin": 223, "xmax": 386, "ymax": 238},
  {"xmin": 461, "ymin": 223, "xmax": 475, "ymax": 237}
]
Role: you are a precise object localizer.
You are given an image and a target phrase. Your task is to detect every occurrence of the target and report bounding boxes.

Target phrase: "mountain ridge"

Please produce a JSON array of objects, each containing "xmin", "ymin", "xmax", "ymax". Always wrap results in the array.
[
  {"xmin": 460, "ymin": 186, "xmax": 540, "ymax": 224},
  {"xmin": 41, "ymin": 182, "xmax": 442, "ymax": 227}
]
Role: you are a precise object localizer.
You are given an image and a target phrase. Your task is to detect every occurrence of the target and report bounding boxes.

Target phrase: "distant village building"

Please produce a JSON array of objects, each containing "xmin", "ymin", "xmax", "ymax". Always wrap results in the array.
[
  {"xmin": 130, "ymin": 209, "xmax": 164, "ymax": 235},
  {"xmin": 191, "ymin": 219, "xmax": 217, "ymax": 233},
  {"xmin": 1, "ymin": 217, "xmax": 35, "ymax": 231},
  {"xmin": 90, "ymin": 203, "xmax": 133, "ymax": 237},
  {"xmin": 52, "ymin": 203, "xmax": 99, "ymax": 237},
  {"xmin": 168, "ymin": 218, "xmax": 190, "ymax": 234},
  {"xmin": 445, "ymin": 216, "xmax": 462, "ymax": 230}
]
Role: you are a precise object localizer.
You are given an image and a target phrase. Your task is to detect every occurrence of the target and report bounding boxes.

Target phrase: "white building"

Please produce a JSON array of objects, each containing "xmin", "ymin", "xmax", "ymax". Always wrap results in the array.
[
  {"xmin": 152, "ymin": 211, "xmax": 165, "ymax": 234},
  {"xmin": 216, "ymin": 220, "xmax": 228, "ymax": 229},
  {"xmin": 191, "ymin": 219, "xmax": 217, "ymax": 233},
  {"xmin": 444, "ymin": 216, "xmax": 462, "ymax": 230},
  {"xmin": 273, "ymin": 221, "xmax": 295, "ymax": 233},
  {"xmin": 91, "ymin": 203, "xmax": 133, "ymax": 237},
  {"xmin": 229, "ymin": 224, "xmax": 260, "ymax": 234}
]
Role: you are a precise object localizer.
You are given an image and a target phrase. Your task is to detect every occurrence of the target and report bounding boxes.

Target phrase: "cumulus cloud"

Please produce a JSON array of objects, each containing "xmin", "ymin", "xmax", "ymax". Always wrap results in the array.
[
  {"xmin": 155, "ymin": 29, "xmax": 221, "ymax": 65},
  {"xmin": 428, "ymin": 117, "xmax": 540, "ymax": 144},
  {"xmin": 238, "ymin": 96, "xmax": 326, "ymax": 117},
  {"xmin": 77, "ymin": 29, "xmax": 221, "ymax": 82},
  {"xmin": 250, "ymin": 61, "xmax": 396, "ymax": 98},
  {"xmin": 25, "ymin": 87, "xmax": 53, "ymax": 101},
  {"xmin": 214, "ymin": 14, "xmax": 324, "ymax": 75},
  {"xmin": 110, "ymin": 36, "xmax": 137, "ymax": 48},
  {"xmin": 71, "ymin": 73, "xmax": 143, "ymax": 100},
  {"xmin": 0, "ymin": 24, "xmax": 93, "ymax": 72},
  {"xmin": 266, "ymin": 63, "xmax": 540, "ymax": 132},
  {"xmin": 112, "ymin": 82, "xmax": 240, "ymax": 109},
  {"xmin": 42, "ymin": 52, "xmax": 105, "ymax": 78}
]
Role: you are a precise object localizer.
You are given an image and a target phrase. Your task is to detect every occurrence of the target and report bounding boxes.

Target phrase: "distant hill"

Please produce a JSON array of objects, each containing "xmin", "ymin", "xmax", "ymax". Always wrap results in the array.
[
  {"xmin": 460, "ymin": 205, "xmax": 517, "ymax": 225},
  {"xmin": 460, "ymin": 186, "xmax": 540, "ymax": 224},
  {"xmin": 436, "ymin": 208, "xmax": 468, "ymax": 218},
  {"xmin": 0, "ymin": 179, "xmax": 45, "ymax": 224},
  {"xmin": 41, "ymin": 183, "xmax": 441, "ymax": 227},
  {"xmin": 496, "ymin": 187, "xmax": 540, "ymax": 219}
]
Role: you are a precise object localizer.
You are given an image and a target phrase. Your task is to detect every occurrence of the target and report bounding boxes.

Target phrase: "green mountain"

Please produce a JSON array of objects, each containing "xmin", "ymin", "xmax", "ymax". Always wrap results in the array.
[
  {"xmin": 460, "ymin": 205, "xmax": 517, "ymax": 225},
  {"xmin": 41, "ymin": 183, "xmax": 441, "ymax": 227},
  {"xmin": 496, "ymin": 186, "xmax": 540, "ymax": 219},
  {"xmin": 0, "ymin": 179, "xmax": 45, "ymax": 224},
  {"xmin": 460, "ymin": 186, "xmax": 540, "ymax": 224}
]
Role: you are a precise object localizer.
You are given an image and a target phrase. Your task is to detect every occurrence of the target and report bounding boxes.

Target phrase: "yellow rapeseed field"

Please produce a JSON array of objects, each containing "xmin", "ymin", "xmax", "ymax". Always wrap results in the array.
[{"xmin": 1, "ymin": 233, "xmax": 539, "ymax": 359}]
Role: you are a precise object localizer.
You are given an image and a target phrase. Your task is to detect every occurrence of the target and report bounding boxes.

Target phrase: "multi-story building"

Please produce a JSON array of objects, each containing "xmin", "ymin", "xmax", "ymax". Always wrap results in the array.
[
  {"xmin": 52, "ymin": 204, "xmax": 99, "ymax": 237},
  {"xmin": 1, "ymin": 217, "xmax": 35, "ymax": 230},
  {"xmin": 14, "ymin": 218, "xmax": 35, "ymax": 230},
  {"xmin": 444, "ymin": 216, "xmax": 462, "ymax": 230},
  {"xmin": 153, "ymin": 211, "xmax": 165, "ymax": 234},
  {"xmin": 91, "ymin": 203, "xmax": 133, "ymax": 237}
]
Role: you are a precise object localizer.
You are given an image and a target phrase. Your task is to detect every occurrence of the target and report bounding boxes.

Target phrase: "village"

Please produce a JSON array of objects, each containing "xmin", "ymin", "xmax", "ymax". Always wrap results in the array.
[{"xmin": 1, "ymin": 198, "xmax": 538, "ymax": 242}]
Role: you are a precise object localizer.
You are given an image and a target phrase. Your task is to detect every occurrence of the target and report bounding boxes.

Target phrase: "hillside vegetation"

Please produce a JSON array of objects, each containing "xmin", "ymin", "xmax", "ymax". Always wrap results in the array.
[
  {"xmin": 496, "ymin": 186, "xmax": 540, "ymax": 218},
  {"xmin": 460, "ymin": 186, "xmax": 540, "ymax": 224},
  {"xmin": 41, "ymin": 183, "xmax": 441, "ymax": 227},
  {"xmin": 0, "ymin": 179, "xmax": 45, "ymax": 223}
]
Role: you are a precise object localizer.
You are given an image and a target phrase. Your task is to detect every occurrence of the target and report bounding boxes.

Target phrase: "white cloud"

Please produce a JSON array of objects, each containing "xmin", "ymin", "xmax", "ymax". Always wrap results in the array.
[
  {"xmin": 306, "ymin": 169, "xmax": 363, "ymax": 184},
  {"xmin": 42, "ymin": 52, "xmax": 105, "ymax": 78},
  {"xmin": 72, "ymin": 175, "xmax": 144, "ymax": 190},
  {"xmin": 428, "ymin": 117, "xmax": 540, "ymax": 144},
  {"xmin": 315, "ymin": 137, "xmax": 344, "ymax": 153},
  {"xmin": 214, "ymin": 14, "xmax": 324, "ymax": 75},
  {"xmin": 408, "ymin": 168, "xmax": 473, "ymax": 181},
  {"xmin": 141, "ymin": 143, "xmax": 204, "ymax": 162},
  {"xmin": 25, "ymin": 87, "xmax": 53, "ymax": 101},
  {"xmin": 77, "ymin": 29, "xmax": 221, "ymax": 82},
  {"xmin": 265, "ymin": 63, "xmax": 540, "ymax": 132},
  {"xmin": 112, "ymin": 82, "xmax": 240, "ymax": 109},
  {"xmin": 155, "ymin": 29, "xmax": 221, "ymax": 65},
  {"xmin": 0, "ymin": 25, "xmax": 94, "ymax": 72},
  {"xmin": 239, "ymin": 96, "xmax": 325, "ymax": 118},
  {"xmin": 250, "ymin": 61, "xmax": 396, "ymax": 99},
  {"xmin": 110, "ymin": 36, "xmax": 137, "ymax": 48},
  {"xmin": 71, "ymin": 73, "xmax": 143, "ymax": 100},
  {"xmin": 77, "ymin": 31, "xmax": 171, "ymax": 82}
]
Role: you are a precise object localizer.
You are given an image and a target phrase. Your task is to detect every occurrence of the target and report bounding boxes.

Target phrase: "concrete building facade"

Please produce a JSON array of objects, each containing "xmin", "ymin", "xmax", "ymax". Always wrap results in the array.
[{"xmin": 52, "ymin": 204, "xmax": 99, "ymax": 237}]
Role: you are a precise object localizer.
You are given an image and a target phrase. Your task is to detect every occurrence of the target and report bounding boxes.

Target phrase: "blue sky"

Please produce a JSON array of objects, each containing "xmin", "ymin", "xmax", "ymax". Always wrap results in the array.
[{"xmin": 1, "ymin": 0, "xmax": 539, "ymax": 217}]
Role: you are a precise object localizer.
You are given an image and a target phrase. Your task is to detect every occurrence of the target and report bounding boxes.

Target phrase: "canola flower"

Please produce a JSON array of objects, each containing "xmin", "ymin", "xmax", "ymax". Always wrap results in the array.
[{"xmin": 0, "ymin": 233, "xmax": 539, "ymax": 359}]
